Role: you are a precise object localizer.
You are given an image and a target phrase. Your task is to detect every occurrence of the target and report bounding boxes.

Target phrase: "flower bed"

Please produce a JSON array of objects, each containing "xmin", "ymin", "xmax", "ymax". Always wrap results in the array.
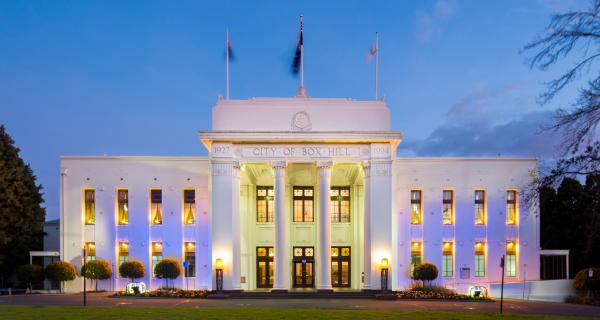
[
  {"xmin": 396, "ymin": 286, "xmax": 491, "ymax": 301},
  {"xmin": 114, "ymin": 288, "xmax": 209, "ymax": 298}
]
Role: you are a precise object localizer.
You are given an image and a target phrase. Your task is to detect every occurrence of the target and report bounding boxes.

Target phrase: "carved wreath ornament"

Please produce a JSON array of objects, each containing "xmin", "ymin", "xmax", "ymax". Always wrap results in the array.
[{"xmin": 291, "ymin": 111, "xmax": 312, "ymax": 131}]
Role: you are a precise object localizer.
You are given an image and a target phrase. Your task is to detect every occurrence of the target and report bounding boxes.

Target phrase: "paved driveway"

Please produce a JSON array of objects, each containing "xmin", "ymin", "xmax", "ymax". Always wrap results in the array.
[{"xmin": 0, "ymin": 293, "xmax": 598, "ymax": 318}]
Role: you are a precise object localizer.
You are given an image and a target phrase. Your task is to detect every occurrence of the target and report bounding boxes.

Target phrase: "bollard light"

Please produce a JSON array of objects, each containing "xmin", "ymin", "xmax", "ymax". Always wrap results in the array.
[
  {"xmin": 380, "ymin": 258, "xmax": 389, "ymax": 292},
  {"xmin": 215, "ymin": 258, "xmax": 224, "ymax": 293}
]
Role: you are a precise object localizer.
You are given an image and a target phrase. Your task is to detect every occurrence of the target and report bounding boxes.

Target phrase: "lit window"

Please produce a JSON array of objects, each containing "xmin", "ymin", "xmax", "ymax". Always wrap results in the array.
[
  {"xmin": 410, "ymin": 241, "xmax": 422, "ymax": 277},
  {"xmin": 475, "ymin": 242, "xmax": 486, "ymax": 277},
  {"xmin": 506, "ymin": 241, "xmax": 517, "ymax": 277},
  {"xmin": 442, "ymin": 242, "xmax": 454, "ymax": 277},
  {"xmin": 150, "ymin": 189, "xmax": 162, "ymax": 225},
  {"xmin": 506, "ymin": 190, "xmax": 518, "ymax": 225},
  {"xmin": 183, "ymin": 189, "xmax": 195, "ymax": 225},
  {"xmin": 184, "ymin": 242, "xmax": 196, "ymax": 277},
  {"xmin": 410, "ymin": 190, "xmax": 422, "ymax": 225},
  {"xmin": 84, "ymin": 189, "xmax": 95, "ymax": 225},
  {"xmin": 118, "ymin": 242, "xmax": 129, "ymax": 266},
  {"xmin": 330, "ymin": 187, "xmax": 350, "ymax": 223},
  {"xmin": 256, "ymin": 186, "xmax": 274, "ymax": 222},
  {"xmin": 293, "ymin": 187, "xmax": 314, "ymax": 222},
  {"xmin": 152, "ymin": 242, "xmax": 163, "ymax": 277},
  {"xmin": 474, "ymin": 190, "xmax": 486, "ymax": 225},
  {"xmin": 117, "ymin": 189, "xmax": 128, "ymax": 225},
  {"xmin": 84, "ymin": 242, "xmax": 95, "ymax": 262},
  {"xmin": 442, "ymin": 190, "xmax": 453, "ymax": 225}
]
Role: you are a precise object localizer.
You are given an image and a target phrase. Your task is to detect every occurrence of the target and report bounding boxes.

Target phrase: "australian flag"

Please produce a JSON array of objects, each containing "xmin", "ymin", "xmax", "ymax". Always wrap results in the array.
[{"xmin": 291, "ymin": 17, "xmax": 303, "ymax": 75}]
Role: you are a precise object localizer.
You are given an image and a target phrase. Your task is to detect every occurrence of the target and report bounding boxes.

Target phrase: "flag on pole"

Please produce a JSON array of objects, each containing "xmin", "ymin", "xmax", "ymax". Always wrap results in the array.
[
  {"xmin": 225, "ymin": 36, "xmax": 234, "ymax": 61},
  {"xmin": 367, "ymin": 32, "xmax": 379, "ymax": 100},
  {"xmin": 367, "ymin": 33, "xmax": 378, "ymax": 63},
  {"xmin": 225, "ymin": 29, "xmax": 233, "ymax": 100},
  {"xmin": 291, "ymin": 16, "xmax": 303, "ymax": 76}
]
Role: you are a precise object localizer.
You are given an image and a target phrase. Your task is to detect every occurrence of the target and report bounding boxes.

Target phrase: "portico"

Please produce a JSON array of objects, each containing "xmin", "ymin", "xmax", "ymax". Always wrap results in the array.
[{"xmin": 200, "ymin": 96, "xmax": 401, "ymax": 292}]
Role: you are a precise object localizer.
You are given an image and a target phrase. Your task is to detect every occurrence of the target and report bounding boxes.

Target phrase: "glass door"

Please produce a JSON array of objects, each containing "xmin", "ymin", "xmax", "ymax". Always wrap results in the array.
[
  {"xmin": 331, "ymin": 246, "xmax": 351, "ymax": 287},
  {"xmin": 292, "ymin": 247, "xmax": 314, "ymax": 288},
  {"xmin": 256, "ymin": 247, "xmax": 273, "ymax": 288}
]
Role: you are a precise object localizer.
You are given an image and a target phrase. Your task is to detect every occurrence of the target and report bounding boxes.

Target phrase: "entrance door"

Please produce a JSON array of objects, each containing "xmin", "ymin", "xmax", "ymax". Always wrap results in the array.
[
  {"xmin": 256, "ymin": 247, "xmax": 273, "ymax": 288},
  {"xmin": 331, "ymin": 247, "xmax": 351, "ymax": 287},
  {"xmin": 292, "ymin": 247, "xmax": 314, "ymax": 288}
]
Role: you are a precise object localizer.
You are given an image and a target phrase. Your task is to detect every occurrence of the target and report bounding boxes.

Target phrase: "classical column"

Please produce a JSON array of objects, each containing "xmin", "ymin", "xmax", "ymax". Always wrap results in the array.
[
  {"xmin": 272, "ymin": 161, "xmax": 289, "ymax": 291},
  {"xmin": 231, "ymin": 161, "xmax": 242, "ymax": 291},
  {"xmin": 362, "ymin": 160, "xmax": 372, "ymax": 290},
  {"xmin": 210, "ymin": 160, "xmax": 241, "ymax": 291},
  {"xmin": 317, "ymin": 161, "xmax": 333, "ymax": 291}
]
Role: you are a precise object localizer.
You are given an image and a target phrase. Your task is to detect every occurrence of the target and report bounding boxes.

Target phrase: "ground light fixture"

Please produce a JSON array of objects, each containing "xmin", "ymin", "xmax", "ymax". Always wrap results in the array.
[
  {"xmin": 379, "ymin": 257, "xmax": 389, "ymax": 292},
  {"xmin": 215, "ymin": 258, "xmax": 224, "ymax": 293}
]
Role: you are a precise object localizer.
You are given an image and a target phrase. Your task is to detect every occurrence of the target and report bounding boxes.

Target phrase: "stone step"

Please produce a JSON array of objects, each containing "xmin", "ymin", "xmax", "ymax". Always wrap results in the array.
[{"xmin": 229, "ymin": 291, "xmax": 381, "ymax": 299}]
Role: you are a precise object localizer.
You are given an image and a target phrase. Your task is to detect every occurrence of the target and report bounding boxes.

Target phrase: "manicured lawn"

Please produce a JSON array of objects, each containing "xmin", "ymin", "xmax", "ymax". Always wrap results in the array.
[{"xmin": 0, "ymin": 306, "xmax": 597, "ymax": 320}]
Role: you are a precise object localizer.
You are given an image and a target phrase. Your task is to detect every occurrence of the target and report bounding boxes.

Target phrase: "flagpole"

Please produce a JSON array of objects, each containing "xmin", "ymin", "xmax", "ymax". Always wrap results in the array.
[
  {"xmin": 226, "ymin": 29, "xmax": 230, "ymax": 100},
  {"xmin": 375, "ymin": 32, "xmax": 379, "ymax": 100},
  {"xmin": 300, "ymin": 15, "xmax": 304, "ymax": 89}
]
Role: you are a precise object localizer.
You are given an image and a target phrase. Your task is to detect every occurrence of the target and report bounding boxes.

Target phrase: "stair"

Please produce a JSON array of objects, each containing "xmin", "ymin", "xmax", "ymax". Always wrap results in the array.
[{"xmin": 229, "ymin": 290, "xmax": 380, "ymax": 299}]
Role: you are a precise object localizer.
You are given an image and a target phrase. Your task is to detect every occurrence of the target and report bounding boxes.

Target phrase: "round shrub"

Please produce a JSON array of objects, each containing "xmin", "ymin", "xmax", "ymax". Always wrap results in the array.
[
  {"xmin": 45, "ymin": 261, "xmax": 77, "ymax": 292},
  {"xmin": 154, "ymin": 258, "xmax": 181, "ymax": 288},
  {"xmin": 413, "ymin": 262, "xmax": 438, "ymax": 287},
  {"xmin": 17, "ymin": 264, "xmax": 44, "ymax": 289},
  {"xmin": 573, "ymin": 268, "xmax": 600, "ymax": 296},
  {"xmin": 81, "ymin": 259, "xmax": 112, "ymax": 291},
  {"xmin": 119, "ymin": 260, "xmax": 145, "ymax": 282}
]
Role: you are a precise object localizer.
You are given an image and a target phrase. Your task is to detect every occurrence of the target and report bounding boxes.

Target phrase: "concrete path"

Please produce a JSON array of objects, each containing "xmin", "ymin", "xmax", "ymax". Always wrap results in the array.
[{"xmin": 0, "ymin": 293, "xmax": 598, "ymax": 318}]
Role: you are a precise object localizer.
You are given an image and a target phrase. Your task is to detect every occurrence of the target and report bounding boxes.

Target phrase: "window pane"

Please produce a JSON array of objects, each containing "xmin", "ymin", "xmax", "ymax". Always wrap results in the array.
[
  {"xmin": 117, "ymin": 189, "xmax": 128, "ymax": 225},
  {"xmin": 84, "ymin": 190, "xmax": 95, "ymax": 225},
  {"xmin": 304, "ymin": 200, "xmax": 313, "ymax": 222},
  {"xmin": 151, "ymin": 190, "xmax": 162, "ymax": 224}
]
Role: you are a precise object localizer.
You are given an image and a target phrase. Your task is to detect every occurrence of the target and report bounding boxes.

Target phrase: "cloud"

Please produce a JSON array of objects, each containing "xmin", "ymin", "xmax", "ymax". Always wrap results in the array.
[
  {"xmin": 415, "ymin": 0, "xmax": 457, "ymax": 43},
  {"xmin": 398, "ymin": 82, "xmax": 562, "ymax": 158},
  {"xmin": 401, "ymin": 110, "xmax": 559, "ymax": 157}
]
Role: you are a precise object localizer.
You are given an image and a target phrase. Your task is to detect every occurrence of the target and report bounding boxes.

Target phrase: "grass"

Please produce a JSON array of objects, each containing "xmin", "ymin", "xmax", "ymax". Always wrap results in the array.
[{"xmin": 0, "ymin": 306, "xmax": 597, "ymax": 320}]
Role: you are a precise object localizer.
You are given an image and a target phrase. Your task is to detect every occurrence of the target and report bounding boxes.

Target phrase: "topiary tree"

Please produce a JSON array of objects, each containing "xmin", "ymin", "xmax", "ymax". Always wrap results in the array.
[
  {"xmin": 17, "ymin": 264, "xmax": 44, "ymax": 292},
  {"xmin": 81, "ymin": 259, "xmax": 112, "ymax": 291},
  {"xmin": 154, "ymin": 258, "xmax": 181, "ymax": 288},
  {"xmin": 45, "ymin": 261, "xmax": 76, "ymax": 293},
  {"xmin": 413, "ymin": 262, "xmax": 438, "ymax": 288},
  {"xmin": 573, "ymin": 268, "xmax": 600, "ymax": 298},
  {"xmin": 119, "ymin": 260, "xmax": 145, "ymax": 284}
]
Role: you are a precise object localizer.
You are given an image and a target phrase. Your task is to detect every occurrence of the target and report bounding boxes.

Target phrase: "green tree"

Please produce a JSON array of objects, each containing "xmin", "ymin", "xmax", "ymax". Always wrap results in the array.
[
  {"xmin": 81, "ymin": 259, "xmax": 112, "ymax": 291},
  {"xmin": 540, "ymin": 176, "xmax": 600, "ymax": 278},
  {"xmin": 412, "ymin": 262, "xmax": 438, "ymax": 288},
  {"xmin": 17, "ymin": 264, "xmax": 44, "ymax": 291},
  {"xmin": 0, "ymin": 125, "xmax": 45, "ymax": 286},
  {"xmin": 45, "ymin": 261, "xmax": 76, "ymax": 293},
  {"xmin": 119, "ymin": 260, "xmax": 145, "ymax": 283},
  {"xmin": 154, "ymin": 258, "xmax": 181, "ymax": 288}
]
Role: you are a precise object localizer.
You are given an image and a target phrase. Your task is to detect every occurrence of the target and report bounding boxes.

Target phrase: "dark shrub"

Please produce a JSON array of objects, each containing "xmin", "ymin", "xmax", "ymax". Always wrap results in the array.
[
  {"xmin": 119, "ymin": 260, "xmax": 145, "ymax": 283},
  {"xmin": 573, "ymin": 268, "xmax": 600, "ymax": 297},
  {"xmin": 17, "ymin": 264, "xmax": 44, "ymax": 290},
  {"xmin": 155, "ymin": 258, "xmax": 181, "ymax": 288},
  {"xmin": 81, "ymin": 259, "xmax": 112, "ymax": 291},
  {"xmin": 413, "ymin": 262, "xmax": 438, "ymax": 287},
  {"xmin": 45, "ymin": 261, "xmax": 77, "ymax": 292}
]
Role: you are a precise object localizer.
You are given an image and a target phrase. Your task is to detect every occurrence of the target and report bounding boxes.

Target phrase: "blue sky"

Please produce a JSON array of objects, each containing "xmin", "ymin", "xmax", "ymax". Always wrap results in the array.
[{"xmin": 0, "ymin": 0, "xmax": 589, "ymax": 220}]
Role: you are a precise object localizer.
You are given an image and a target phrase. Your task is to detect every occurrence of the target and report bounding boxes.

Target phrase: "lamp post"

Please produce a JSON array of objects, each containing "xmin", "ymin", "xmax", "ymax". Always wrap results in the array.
[
  {"xmin": 82, "ymin": 247, "xmax": 87, "ymax": 307},
  {"xmin": 380, "ymin": 258, "xmax": 389, "ymax": 292},
  {"xmin": 215, "ymin": 258, "xmax": 224, "ymax": 293}
]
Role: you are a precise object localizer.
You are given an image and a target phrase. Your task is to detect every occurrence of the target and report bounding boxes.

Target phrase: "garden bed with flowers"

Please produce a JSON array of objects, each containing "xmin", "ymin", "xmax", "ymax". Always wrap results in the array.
[
  {"xmin": 114, "ymin": 288, "xmax": 209, "ymax": 298},
  {"xmin": 396, "ymin": 286, "xmax": 491, "ymax": 301}
]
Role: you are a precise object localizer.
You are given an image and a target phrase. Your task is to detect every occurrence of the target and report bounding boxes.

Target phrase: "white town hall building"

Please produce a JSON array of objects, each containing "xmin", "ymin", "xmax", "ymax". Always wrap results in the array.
[{"xmin": 59, "ymin": 93, "xmax": 544, "ymax": 294}]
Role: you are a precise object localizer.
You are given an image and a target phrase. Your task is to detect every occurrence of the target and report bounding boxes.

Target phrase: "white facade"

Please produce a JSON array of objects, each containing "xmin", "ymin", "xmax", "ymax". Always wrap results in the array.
[{"xmin": 59, "ymin": 96, "xmax": 541, "ymax": 293}]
